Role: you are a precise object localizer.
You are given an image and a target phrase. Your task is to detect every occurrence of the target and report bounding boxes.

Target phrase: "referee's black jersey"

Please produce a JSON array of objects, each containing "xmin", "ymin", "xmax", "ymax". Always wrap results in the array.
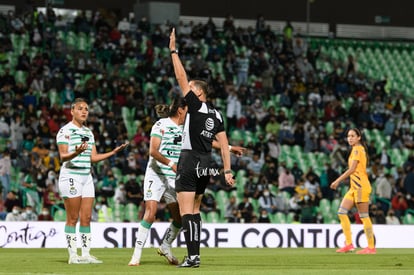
[{"xmin": 182, "ymin": 91, "xmax": 225, "ymax": 153}]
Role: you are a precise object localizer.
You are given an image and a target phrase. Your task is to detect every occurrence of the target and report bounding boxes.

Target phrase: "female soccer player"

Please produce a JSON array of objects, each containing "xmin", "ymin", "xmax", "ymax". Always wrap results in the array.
[
  {"xmin": 128, "ymin": 96, "xmax": 245, "ymax": 266},
  {"xmin": 169, "ymin": 28, "xmax": 235, "ymax": 267},
  {"xmin": 57, "ymin": 98, "xmax": 129, "ymax": 264},
  {"xmin": 330, "ymin": 128, "xmax": 376, "ymax": 254}
]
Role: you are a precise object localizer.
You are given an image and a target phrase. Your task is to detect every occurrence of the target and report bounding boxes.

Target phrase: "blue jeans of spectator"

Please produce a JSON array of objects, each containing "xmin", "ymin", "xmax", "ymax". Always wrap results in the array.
[{"xmin": 1, "ymin": 174, "xmax": 10, "ymax": 201}]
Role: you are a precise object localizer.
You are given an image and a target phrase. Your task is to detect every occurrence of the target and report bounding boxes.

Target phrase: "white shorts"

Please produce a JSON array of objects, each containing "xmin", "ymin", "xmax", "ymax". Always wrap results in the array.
[
  {"xmin": 58, "ymin": 168, "xmax": 95, "ymax": 199},
  {"xmin": 143, "ymin": 169, "xmax": 177, "ymax": 204}
]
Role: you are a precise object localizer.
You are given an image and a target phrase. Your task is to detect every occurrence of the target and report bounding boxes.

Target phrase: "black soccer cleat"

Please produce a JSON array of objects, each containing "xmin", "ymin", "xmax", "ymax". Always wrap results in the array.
[{"xmin": 177, "ymin": 256, "xmax": 200, "ymax": 268}]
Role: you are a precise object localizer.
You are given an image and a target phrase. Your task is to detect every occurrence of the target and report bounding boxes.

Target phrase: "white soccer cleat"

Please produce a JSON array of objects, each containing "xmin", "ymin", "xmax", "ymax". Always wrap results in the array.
[
  {"xmin": 68, "ymin": 255, "xmax": 88, "ymax": 264},
  {"xmin": 157, "ymin": 245, "xmax": 179, "ymax": 265},
  {"xmin": 128, "ymin": 256, "xmax": 140, "ymax": 266},
  {"xmin": 82, "ymin": 255, "xmax": 103, "ymax": 264}
]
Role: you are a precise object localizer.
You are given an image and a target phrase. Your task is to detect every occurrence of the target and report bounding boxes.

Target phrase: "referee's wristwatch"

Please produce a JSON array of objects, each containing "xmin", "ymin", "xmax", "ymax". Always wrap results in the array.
[{"xmin": 170, "ymin": 49, "xmax": 179, "ymax": 54}]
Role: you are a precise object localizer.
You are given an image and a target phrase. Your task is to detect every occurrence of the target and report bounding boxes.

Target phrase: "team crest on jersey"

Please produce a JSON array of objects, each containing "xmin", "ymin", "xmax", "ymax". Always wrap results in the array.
[
  {"xmin": 205, "ymin": 118, "xmax": 214, "ymax": 131},
  {"xmin": 69, "ymin": 185, "xmax": 77, "ymax": 195},
  {"xmin": 145, "ymin": 189, "xmax": 152, "ymax": 199}
]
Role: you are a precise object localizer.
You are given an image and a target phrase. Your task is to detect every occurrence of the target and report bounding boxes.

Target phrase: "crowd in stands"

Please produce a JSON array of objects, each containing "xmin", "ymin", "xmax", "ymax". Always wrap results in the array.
[{"xmin": 0, "ymin": 6, "xmax": 414, "ymax": 225}]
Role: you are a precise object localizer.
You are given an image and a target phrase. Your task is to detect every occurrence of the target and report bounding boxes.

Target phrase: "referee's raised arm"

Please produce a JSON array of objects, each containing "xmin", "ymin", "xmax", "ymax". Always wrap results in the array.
[{"xmin": 169, "ymin": 28, "xmax": 190, "ymax": 97}]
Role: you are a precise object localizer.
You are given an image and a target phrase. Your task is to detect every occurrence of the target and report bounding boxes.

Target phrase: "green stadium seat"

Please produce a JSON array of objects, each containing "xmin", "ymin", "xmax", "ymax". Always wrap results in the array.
[
  {"xmin": 200, "ymin": 211, "xmax": 207, "ymax": 222},
  {"xmin": 113, "ymin": 203, "xmax": 125, "ymax": 222},
  {"xmin": 124, "ymin": 203, "xmax": 139, "ymax": 222},
  {"xmin": 402, "ymin": 213, "xmax": 414, "ymax": 225},
  {"xmin": 330, "ymin": 198, "xmax": 341, "ymax": 214},
  {"xmin": 53, "ymin": 209, "xmax": 67, "ymax": 221},
  {"xmin": 286, "ymin": 212, "xmax": 295, "ymax": 223},
  {"xmin": 206, "ymin": 211, "xmax": 221, "ymax": 223},
  {"xmin": 270, "ymin": 212, "xmax": 287, "ymax": 224}
]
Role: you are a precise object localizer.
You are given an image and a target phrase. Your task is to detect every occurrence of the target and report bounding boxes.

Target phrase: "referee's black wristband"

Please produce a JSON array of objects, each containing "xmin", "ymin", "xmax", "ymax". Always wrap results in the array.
[
  {"xmin": 170, "ymin": 49, "xmax": 178, "ymax": 54},
  {"xmin": 224, "ymin": 170, "xmax": 233, "ymax": 175}
]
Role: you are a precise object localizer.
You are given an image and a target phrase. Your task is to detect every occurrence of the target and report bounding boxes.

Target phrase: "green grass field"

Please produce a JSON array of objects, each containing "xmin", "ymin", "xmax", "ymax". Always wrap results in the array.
[{"xmin": 0, "ymin": 248, "xmax": 413, "ymax": 274}]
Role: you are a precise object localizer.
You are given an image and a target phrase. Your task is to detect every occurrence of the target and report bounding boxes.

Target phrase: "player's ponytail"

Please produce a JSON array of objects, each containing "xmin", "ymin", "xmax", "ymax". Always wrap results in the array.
[{"xmin": 155, "ymin": 104, "xmax": 170, "ymax": 118}]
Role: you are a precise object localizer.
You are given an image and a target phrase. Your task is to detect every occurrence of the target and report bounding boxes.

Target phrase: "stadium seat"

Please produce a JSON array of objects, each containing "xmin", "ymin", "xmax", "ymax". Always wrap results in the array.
[
  {"xmin": 111, "ymin": 167, "xmax": 123, "ymax": 181},
  {"xmin": 403, "ymin": 213, "xmax": 414, "ymax": 225},
  {"xmin": 286, "ymin": 212, "xmax": 295, "ymax": 223},
  {"xmin": 230, "ymin": 129, "xmax": 244, "ymax": 143},
  {"xmin": 270, "ymin": 212, "xmax": 287, "ymax": 224},
  {"xmin": 206, "ymin": 211, "xmax": 221, "ymax": 223},
  {"xmin": 53, "ymin": 209, "xmax": 67, "ymax": 221},
  {"xmin": 124, "ymin": 203, "xmax": 139, "ymax": 222},
  {"xmin": 330, "ymin": 198, "xmax": 341, "ymax": 214},
  {"xmin": 319, "ymin": 198, "xmax": 331, "ymax": 210},
  {"xmin": 200, "ymin": 211, "xmax": 207, "ymax": 222},
  {"xmin": 113, "ymin": 203, "xmax": 125, "ymax": 222},
  {"xmin": 318, "ymin": 198, "xmax": 332, "ymax": 220}
]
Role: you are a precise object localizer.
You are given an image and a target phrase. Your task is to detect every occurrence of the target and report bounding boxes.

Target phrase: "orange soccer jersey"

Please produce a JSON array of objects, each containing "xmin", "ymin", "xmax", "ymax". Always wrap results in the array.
[{"xmin": 345, "ymin": 145, "xmax": 371, "ymax": 203}]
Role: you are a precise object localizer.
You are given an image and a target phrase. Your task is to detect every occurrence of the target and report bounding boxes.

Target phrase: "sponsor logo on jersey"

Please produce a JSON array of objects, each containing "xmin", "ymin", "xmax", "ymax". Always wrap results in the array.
[
  {"xmin": 200, "ymin": 130, "xmax": 213, "ymax": 138},
  {"xmin": 205, "ymin": 118, "xmax": 214, "ymax": 131}
]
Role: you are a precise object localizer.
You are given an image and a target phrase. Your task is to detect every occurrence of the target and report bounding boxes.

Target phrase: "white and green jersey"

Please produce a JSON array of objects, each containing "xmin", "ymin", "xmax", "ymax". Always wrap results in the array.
[
  {"xmin": 146, "ymin": 117, "xmax": 183, "ymax": 178},
  {"xmin": 56, "ymin": 122, "xmax": 94, "ymax": 175}
]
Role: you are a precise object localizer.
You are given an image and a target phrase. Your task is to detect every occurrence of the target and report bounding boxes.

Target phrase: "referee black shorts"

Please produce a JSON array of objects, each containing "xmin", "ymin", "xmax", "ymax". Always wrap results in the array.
[{"xmin": 175, "ymin": 150, "xmax": 211, "ymax": 194}]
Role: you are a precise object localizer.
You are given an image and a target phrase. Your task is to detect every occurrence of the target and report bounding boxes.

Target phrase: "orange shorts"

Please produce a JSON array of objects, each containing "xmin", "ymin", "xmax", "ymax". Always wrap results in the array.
[{"xmin": 343, "ymin": 186, "xmax": 371, "ymax": 203}]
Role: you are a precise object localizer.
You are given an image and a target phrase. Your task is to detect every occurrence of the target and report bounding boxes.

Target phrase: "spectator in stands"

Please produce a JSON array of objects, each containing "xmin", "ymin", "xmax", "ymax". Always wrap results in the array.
[
  {"xmin": 294, "ymin": 178, "xmax": 310, "ymax": 201},
  {"xmin": 283, "ymin": 21, "xmax": 294, "ymax": 41},
  {"xmin": 200, "ymin": 191, "xmax": 219, "ymax": 215},
  {"xmin": 278, "ymin": 167, "xmax": 296, "ymax": 196},
  {"xmin": 237, "ymin": 195, "xmax": 255, "ymax": 223},
  {"xmin": 290, "ymin": 162, "xmax": 304, "ymax": 183},
  {"xmin": 264, "ymin": 115, "xmax": 280, "ymax": 138},
  {"xmin": 258, "ymin": 209, "xmax": 271, "ymax": 223},
  {"xmin": 137, "ymin": 16, "xmax": 151, "ymax": 34},
  {"xmin": 258, "ymin": 188, "xmax": 278, "ymax": 214},
  {"xmin": 43, "ymin": 181, "xmax": 63, "ymax": 212},
  {"xmin": 21, "ymin": 166, "xmax": 40, "ymax": 212},
  {"xmin": 304, "ymin": 173, "xmax": 322, "ymax": 204},
  {"xmin": 5, "ymin": 206, "xmax": 23, "ymax": 221},
  {"xmin": 114, "ymin": 182, "xmax": 127, "ymax": 206},
  {"xmin": 385, "ymin": 209, "xmax": 400, "ymax": 225},
  {"xmin": 391, "ymin": 192, "xmax": 408, "ymax": 219},
  {"xmin": 278, "ymin": 121, "xmax": 295, "ymax": 146},
  {"xmin": 403, "ymin": 164, "xmax": 414, "ymax": 197},
  {"xmin": 124, "ymin": 174, "xmax": 143, "ymax": 208},
  {"xmin": 38, "ymin": 206, "xmax": 53, "ymax": 221},
  {"xmin": 0, "ymin": 191, "xmax": 21, "ymax": 220},
  {"xmin": 99, "ymin": 170, "xmax": 117, "ymax": 199},
  {"xmin": 0, "ymin": 115, "xmax": 10, "ymax": 138},
  {"xmin": 375, "ymin": 173, "xmax": 393, "ymax": 213},
  {"xmin": 226, "ymin": 87, "xmax": 242, "ymax": 131},
  {"xmin": 225, "ymin": 195, "xmax": 239, "ymax": 223},
  {"xmin": 298, "ymin": 193, "xmax": 316, "ymax": 223},
  {"xmin": 0, "ymin": 149, "xmax": 11, "ymax": 201},
  {"xmin": 319, "ymin": 163, "xmax": 339, "ymax": 201},
  {"xmin": 235, "ymin": 51, "xmax": 249, "ymax": 89},
  {"xmin": 246, "ymin": 152, "xmax": 265, "ymax": 177},
  {"xmin": 21, "ymin": 205, "xmax": 38, "ymax": 221},
  {"xmin": 370, "ymin": 204, "xmax": 386, "ymax": 224}
]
